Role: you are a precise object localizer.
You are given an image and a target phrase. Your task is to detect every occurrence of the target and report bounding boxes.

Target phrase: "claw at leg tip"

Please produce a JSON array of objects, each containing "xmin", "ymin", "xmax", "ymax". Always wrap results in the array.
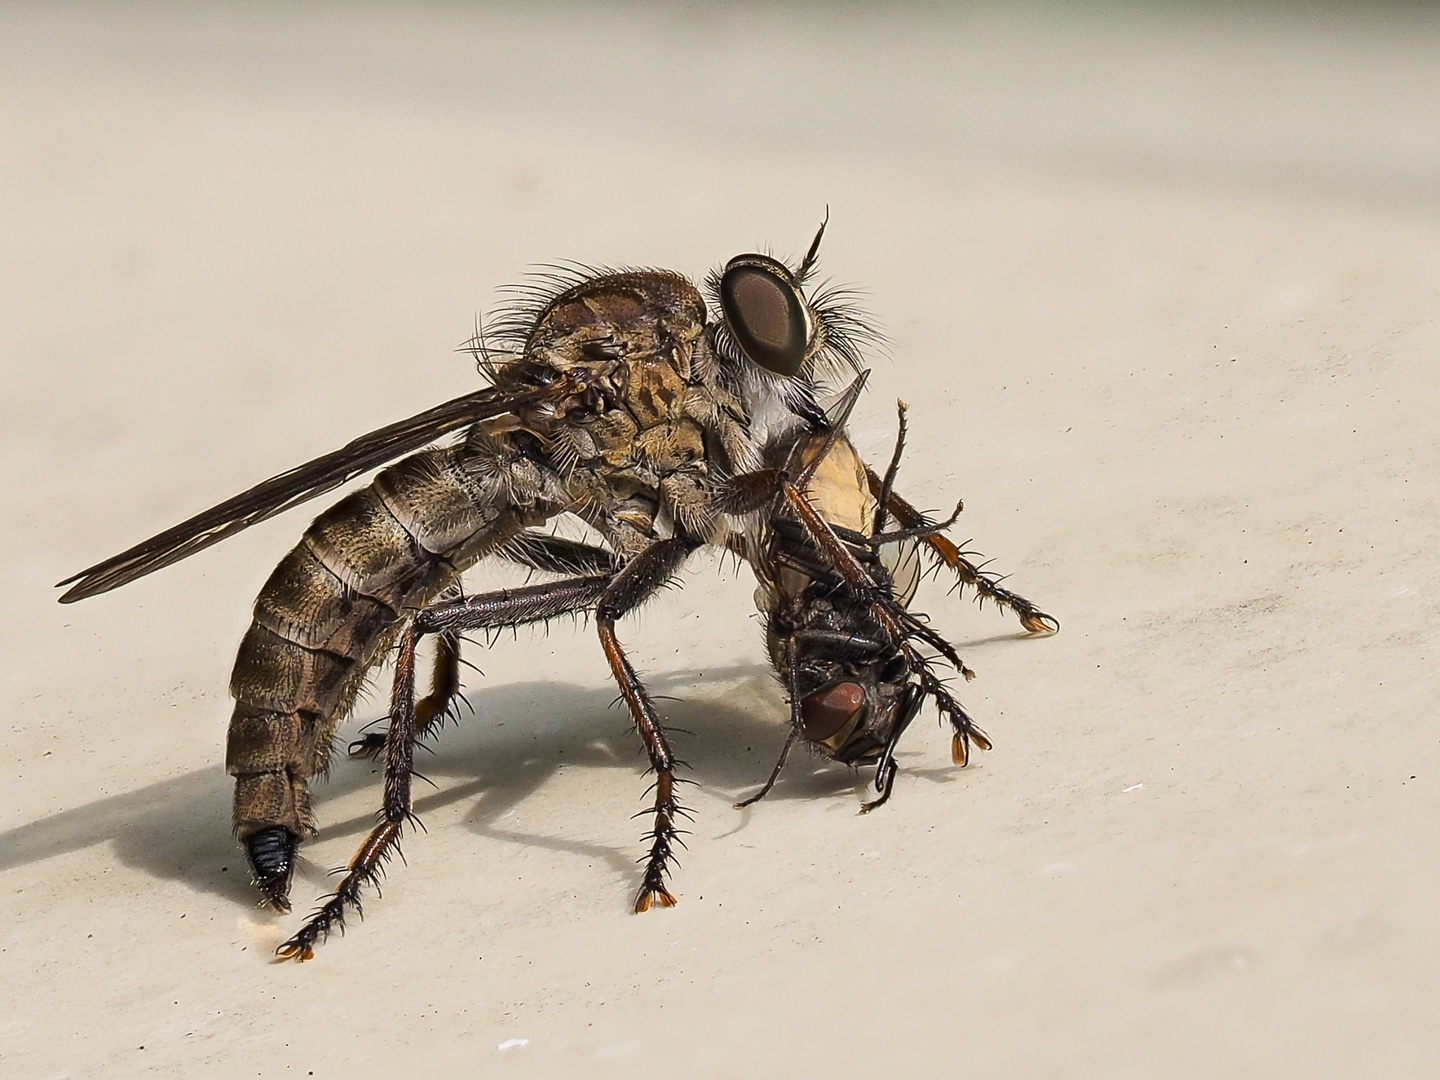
[
  {"xmin": 634, "ymin": 888, "xmax": 678, "ymax": 913},
  {"xmin": 951, "ymin": 734, "xmax": 969, "ymax": 766},
  {"xmin": 277, "ymin": 938, "xmax": 316, "ymax": 962}
]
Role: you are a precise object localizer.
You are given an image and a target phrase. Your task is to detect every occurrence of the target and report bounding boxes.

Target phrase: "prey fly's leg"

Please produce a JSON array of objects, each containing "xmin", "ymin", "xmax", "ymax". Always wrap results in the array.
[
  {"xmin": 859, "ymin": 684, "xmax": 924, "ymax": 814},
  {"xmin": 593, "ymin": 536, "xmax": 701, "ymax": 913},
  {"xmin": 276, "ymin": 572, "xmax": 615, "ymax": 961},
  {"xmin": 734, "ymin": 729, "xmax": 799, "ymax": 809},
  {"xmin": 735, "ymin": 638, "xmax": 804, "ymax": 809}
]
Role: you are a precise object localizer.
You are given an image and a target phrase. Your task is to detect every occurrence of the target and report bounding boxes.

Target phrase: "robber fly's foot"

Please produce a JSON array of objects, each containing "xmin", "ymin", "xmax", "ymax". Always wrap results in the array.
[
  {"xmin": 276, "ymin": 932, "xmax": 316, "ymax": 962},
  {"xmin": 275, "ymin": 818, "xmax": 402, "ymax": 961},
  {"xmin": 276, "ymin": 912, "xmax": 329, "ymax": 963},
  {"xmin": 275, "ymin": 882, "xmax": 363, "ymax": 962},
  {"xmin": 632, "ymin": 841, "xmax": 681, "ymax": 912},
  {"xmin": 984, "ymin": 584, "xmax": 1060, "ymax": 635},
  {"xmin": 951, "ymin": 727, "xmax": 993, "ymax": 767},
  {"xmin": 1020, "ymin": 608, "xmax": 1061, "ymax": 635},
  {"xmin": 347, "ymin": 694, "xmax": 453, "ymax": 760},
  {"xmin": 634, "ymin": 881, "xmax": 678, "ymax": 913},
  {"xmin": 629, "ymin": 765, "xmax": 685, "ymax": 912},
  {"xmin": 244, "ymin": 826, "xmax": 298, "ymax": 913}
]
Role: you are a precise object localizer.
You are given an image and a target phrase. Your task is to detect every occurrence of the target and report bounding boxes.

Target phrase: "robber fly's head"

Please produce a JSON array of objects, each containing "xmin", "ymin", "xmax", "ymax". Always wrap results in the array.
[
  {"xmin": 789, "ymin": 634, "xmax": 924, "ymax": 767},
  {"xmin": 706, "ymin": 216, "xmax": 873, "ymax": 396}
]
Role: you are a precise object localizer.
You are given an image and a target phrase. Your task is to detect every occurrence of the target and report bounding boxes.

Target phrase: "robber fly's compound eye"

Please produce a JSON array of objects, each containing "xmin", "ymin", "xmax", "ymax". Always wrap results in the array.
[{"xmin": 719, "ymin": 255, "xmax": 812, "ymax": 378}]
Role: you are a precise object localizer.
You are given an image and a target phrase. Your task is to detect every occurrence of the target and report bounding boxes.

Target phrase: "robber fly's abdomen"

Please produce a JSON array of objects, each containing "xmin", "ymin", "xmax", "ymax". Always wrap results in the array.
[{"xmin": 224, "ymin": 446, "xmax": 530, "ymax": 840}]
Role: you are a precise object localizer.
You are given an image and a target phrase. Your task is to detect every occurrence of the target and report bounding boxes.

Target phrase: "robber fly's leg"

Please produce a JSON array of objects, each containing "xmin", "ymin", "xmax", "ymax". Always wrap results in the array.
[
  {"xmin": 277, "ymin": 625, "xmax": 426, "ymax": 962},
  {"xmin": 594, "ymin": 536, "xmax": 700, "ymax": 913},
  {"xmin": 277, "ymin": 573, "xmax": 615, "ymax": 961},
  {"xmin": 348, "ymin": 631, "xmax": 461, "ymax": 759},
  {"xmin": 776, "ymin": 480, "xmax": 975, "ymax": 674},
  {"xmin": 920, "ymin": 529, "xmax": 1059, "ymax": 635},
  {"xmin": 348, "ymin": 532, "xmax": 625, "ymax": 760},
  {"xmin": 499, "ymin": 531, "xmax": 623, "ymax": 577},
  {"xmin": 872, "ymin": 400, "xmax": 909, "ymax": 535},
  {"xmin": 865, "ymin": 469, "xmax": 1060, "ymax": 635},
  {"xmin": 866, "ymin": 502, "xmax": 965, "ymax": 547},
  {"xmin": 911, "ymin": 659, "xmax": 993, "ymax": 768},
  {"xmin": 348, "ymin": 535, "xmax": 623, "ymax": 761}
]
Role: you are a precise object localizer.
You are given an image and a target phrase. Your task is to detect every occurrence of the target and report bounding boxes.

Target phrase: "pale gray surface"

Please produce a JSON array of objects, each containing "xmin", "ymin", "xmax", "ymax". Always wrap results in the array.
[{"xmin": 4, "ymin": 2, "xmax": 1439, "ymax": 1077}]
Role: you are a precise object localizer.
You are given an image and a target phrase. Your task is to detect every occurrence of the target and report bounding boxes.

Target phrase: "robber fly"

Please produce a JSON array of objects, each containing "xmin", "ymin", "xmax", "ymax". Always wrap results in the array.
[
  {"xmin": 733, "ymin": 402, "xmax": 1058, "ymax": 813},
  {"xmin": 57, "ymin": 222, "xmax": 1053, "ymax": 960},
  {"xmin": 58, "ymin": 222, "xmax": 867, "ymax": 954}
]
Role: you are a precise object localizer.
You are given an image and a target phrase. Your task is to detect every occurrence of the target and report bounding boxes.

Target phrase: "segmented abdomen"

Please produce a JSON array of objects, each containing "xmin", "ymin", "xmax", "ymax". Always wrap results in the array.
[{"xmin": 225, "ymin": 445, "xmax": 530, "ymax": 839}]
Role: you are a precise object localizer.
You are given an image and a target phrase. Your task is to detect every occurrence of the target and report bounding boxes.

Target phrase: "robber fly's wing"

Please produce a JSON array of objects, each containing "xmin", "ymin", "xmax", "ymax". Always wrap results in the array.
[{"xmin": 57, "ymin": 380, "xmax": 572, "ymax": 603}]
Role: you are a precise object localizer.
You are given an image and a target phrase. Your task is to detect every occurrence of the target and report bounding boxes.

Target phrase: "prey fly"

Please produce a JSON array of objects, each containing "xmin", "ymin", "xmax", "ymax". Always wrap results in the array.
[{"xmin": 733, "ymin": 400, "xmax": 1057, "ymax": 813}]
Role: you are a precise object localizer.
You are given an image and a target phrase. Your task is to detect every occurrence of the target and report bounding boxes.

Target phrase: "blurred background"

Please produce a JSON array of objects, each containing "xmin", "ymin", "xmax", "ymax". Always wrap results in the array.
[
  {"xmin": 10, "ymin": 0, "xmax": 1440, "ymax": 628},
  {"xmin": 4, "ymin": 3, "xmax": 1440, "ymax": 1077}
]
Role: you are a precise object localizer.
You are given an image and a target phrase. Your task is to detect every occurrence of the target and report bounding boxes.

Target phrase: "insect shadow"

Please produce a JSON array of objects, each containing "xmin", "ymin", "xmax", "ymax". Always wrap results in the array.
[{"xmin": 0, "ymin": 666, "xmax": 872, "ymax": 908}]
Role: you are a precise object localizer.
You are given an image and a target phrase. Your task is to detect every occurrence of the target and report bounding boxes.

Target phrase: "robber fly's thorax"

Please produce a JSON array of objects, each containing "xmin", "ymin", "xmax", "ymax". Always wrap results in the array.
[{"xmin": 466, "ymin": 270, "xmax": 757, "ymax": 557}]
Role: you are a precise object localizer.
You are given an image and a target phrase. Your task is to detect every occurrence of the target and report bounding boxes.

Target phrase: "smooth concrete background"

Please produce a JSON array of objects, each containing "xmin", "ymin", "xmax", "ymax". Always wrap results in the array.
[{"xmin": 4, "ymin": 2, "xmax": 1439, "ymax": 1076}]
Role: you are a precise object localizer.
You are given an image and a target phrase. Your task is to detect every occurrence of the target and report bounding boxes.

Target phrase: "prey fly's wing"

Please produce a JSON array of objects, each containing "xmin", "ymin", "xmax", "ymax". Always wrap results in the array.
[
  {"xmin": 57, "ymin": 379, "xmax": 575, "ymax": 603},
  {"xmin": 880, "ymin": 538, "xmax": 924, "ymax": 608}
]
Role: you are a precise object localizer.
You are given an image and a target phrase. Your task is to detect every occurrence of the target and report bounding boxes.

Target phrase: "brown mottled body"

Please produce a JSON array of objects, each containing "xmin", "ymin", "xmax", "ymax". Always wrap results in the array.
[{"xmin": 225, "ymin": 271, "xmax": 755, "ymax": 896}]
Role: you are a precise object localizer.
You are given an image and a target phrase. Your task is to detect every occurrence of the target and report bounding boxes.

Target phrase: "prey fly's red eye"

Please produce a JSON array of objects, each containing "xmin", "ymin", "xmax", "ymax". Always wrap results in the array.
[{"xmin": 800, "ymin": 680, "xmax": 866, "ymax": 741}]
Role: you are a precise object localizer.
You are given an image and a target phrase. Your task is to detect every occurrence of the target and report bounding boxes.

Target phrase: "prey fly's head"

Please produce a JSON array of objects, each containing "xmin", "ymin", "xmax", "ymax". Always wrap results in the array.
[{"xmin": 792, "ymin": 643, "xmax": 926, "ymax": 768}]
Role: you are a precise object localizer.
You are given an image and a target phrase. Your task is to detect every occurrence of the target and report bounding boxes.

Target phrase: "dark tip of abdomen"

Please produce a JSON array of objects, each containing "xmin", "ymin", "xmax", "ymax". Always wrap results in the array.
[{"xmin": 245, "ymin": 826, "xmax": 299, "ymax": 912}]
